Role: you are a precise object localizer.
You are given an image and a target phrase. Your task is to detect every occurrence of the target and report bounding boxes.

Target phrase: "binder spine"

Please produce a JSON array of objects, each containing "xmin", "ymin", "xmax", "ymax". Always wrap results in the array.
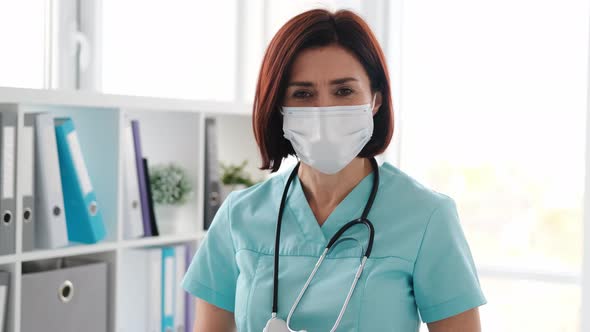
[
  {"xmin": 0, "ymin": 109, "xmax": 17, "ymax": 255},
  {"xmin": 162, "ymin": 246, "xmax": 175, "ymax": 332},
  {"xmin": 204, "ymin": 118, "xmax": 221, "ymax": 230},
  {"xmin": 131, "ymin": 120, "xmax": 152, "ymax": 237},
  {"xmin": 22, "ymin": 114, "xmax": 36, "ymax": 251},
  {"xmin": 55, "ymin": 118, "xmax": 105, "ymax": 244},
  {"xmin": 123, "ymin": 121, "xmax": 143, "ymax": 239},
  {"xmin": 34, "ymin": 113, "xmax": 68, "ymax": 249}
]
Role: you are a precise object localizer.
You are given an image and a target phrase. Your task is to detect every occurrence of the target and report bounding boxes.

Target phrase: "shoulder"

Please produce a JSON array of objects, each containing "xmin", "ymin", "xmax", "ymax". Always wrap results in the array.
[
  {"xmin": 378, "ymin": 161, "xmax": 455, "ymax": 212},
  {"xmin": 221, "ymin": 165, "xmax": 294, "ymax": 250},
  {"xmin": 370, "ymin": 161, "xmax": 459, "ymax": 259}
]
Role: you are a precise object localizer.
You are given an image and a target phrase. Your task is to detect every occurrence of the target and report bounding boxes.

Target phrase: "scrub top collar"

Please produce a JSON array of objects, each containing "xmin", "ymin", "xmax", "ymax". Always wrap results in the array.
[{"xmin": 281, "ymin": 162, "xmax": 381, "ymax": 244}]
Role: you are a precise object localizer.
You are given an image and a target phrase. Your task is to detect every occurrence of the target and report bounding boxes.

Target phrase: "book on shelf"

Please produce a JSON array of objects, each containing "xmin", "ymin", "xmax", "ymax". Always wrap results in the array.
[
  {"xmin": 0, "ymin": 110, "xmax": 17, "ymax": 256},
  {"xmin": 123, "ymin": 117, "xmax": 145, "ymax": 239},
  {"xmin": 131, "ymin": 120, "xmax": 154, "ymax": 237},
  {"xmin": 143, "ymin": 157, "xmax": 159, "ymax": 237},
  {"xmin": 33, "ymin": 112, "xmax": 68, "ymax": 249}
]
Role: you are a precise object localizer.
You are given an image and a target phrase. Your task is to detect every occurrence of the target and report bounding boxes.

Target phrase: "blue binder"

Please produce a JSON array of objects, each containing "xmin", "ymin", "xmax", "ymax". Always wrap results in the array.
[
  {"xmin": 161, "ymin": 247, "xmax": 176, "ymax": 332},
  {"xmin": 54, "ymin": 118, "xmax": 106, "ymax": 244}
]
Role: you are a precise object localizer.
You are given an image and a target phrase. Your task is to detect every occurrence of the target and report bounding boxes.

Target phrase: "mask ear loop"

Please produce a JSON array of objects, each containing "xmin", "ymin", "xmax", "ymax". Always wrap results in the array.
[{"xmin": 370, "ymin": 93, "xmax": 377, "ymax": 113}]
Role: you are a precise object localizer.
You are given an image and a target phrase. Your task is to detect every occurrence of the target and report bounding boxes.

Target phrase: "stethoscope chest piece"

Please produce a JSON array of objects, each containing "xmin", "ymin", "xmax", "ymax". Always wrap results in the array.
[{"xmin": 264, "ymin": 316, "xmax": 307, "ymax": 332}]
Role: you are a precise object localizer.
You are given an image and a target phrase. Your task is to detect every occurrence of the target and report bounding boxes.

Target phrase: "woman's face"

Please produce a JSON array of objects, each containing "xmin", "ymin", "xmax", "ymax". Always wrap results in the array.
[{"xmin": 282, "ymin": 44, "xmax": 382, "ymax": 114}]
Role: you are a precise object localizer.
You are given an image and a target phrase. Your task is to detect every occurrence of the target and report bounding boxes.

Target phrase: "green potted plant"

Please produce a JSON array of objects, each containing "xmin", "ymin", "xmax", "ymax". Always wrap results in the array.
[
  {"xmin": 220, "ymin": 160, "xmax": 255, "ymax": 201},
  {"xmin": 149, "ymin": 163, "xmax": 193, "ymax": 234}
]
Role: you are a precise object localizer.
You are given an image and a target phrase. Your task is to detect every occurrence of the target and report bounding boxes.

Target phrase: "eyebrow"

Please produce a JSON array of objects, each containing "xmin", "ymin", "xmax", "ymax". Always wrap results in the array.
[{"xmin": 287, "ymin": 77, "xmax": 359, "ymax": 87}]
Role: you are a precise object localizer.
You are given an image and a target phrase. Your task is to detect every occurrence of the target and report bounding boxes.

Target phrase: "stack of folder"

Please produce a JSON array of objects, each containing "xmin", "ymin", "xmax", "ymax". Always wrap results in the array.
[
  {"xmin": 1, "ymin": 111, "xmax": 107, "ymax": 253},
  {"xmin": 123, "ymin": 118, "xmax": 160, "ymax": 239},
  {"xmin": 128, "ymin": 244, "xmax": 192, "ymax": 332}
]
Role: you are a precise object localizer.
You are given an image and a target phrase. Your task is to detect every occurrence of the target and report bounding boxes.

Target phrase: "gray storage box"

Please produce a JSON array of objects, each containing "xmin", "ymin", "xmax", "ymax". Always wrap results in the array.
[{"xmin": 21, "ymin": 258, "xmax": 107, "ymax": 332}]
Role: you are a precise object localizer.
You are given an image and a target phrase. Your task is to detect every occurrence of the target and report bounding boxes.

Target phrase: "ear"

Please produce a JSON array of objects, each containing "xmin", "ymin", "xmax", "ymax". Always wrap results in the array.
[{"xmin": 372, "ymin": 91, "xmax": 383, "ymax": 116}]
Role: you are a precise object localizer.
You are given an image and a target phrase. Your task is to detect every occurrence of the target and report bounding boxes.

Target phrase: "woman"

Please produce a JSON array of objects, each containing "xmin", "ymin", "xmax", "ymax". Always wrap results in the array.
[{"xmin": 182, "ymin": 9, "xmax": 487, "ymax": 332}]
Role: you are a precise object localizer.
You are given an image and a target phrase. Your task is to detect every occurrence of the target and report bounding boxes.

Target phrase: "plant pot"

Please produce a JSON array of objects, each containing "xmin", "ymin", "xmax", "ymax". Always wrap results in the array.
[
  {"xmin": 221, "ymin": 184, "xmax": 247, "ymax": 202},
  {"xmin": 155, "ymin": 204, "xmax": 181, "ymax": 235}
]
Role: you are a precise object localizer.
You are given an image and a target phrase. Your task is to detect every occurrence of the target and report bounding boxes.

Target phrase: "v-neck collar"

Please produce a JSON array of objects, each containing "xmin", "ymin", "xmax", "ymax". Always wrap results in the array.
[{"xmin": 282, "ymin": 162, "xmax": 379, "ymax": 244}]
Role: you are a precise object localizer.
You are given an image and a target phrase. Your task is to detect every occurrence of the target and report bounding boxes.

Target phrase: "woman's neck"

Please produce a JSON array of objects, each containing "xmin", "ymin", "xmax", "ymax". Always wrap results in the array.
[{"xmin": 297, "ymin": 157, "xmax": 373, "ymax": 226}]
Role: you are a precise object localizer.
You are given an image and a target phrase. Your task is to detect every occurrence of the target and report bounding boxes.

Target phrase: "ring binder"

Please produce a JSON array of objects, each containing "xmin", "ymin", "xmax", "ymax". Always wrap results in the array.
[
  {"xmin": 22, "ymin": 113, "xmax": 36, "ymax": 251},
  {"xmin": 0, "ymin": 108, "xmax": 17, "ymax": 256},
  {"xmin": 204, "ymin": 117, "xmax": 222, "ymax": 230},
  {"xmin": 33, "ymin": 112, "xmax": 69, "ymax": 249},
  {"xmin": 54, "ymin": 117, "xmax": 106, "ymax": 244}
]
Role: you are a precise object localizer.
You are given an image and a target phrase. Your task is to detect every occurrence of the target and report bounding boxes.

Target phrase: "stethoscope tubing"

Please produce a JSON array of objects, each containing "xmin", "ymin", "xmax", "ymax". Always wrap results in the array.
[{"xmin": 271, "ymin": 157, "xmax": 380, "ymax": 319}]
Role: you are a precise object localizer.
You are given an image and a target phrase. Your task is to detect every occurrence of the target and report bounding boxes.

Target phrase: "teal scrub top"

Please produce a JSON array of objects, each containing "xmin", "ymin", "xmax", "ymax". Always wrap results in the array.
[{"xmin": 182, "ymin": 161, "xmax": 487, "ymax": 331}]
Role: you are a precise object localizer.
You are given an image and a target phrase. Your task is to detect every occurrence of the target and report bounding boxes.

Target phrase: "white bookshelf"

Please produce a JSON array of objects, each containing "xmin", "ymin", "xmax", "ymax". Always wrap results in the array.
[{"xmin": 0, "ymin": 87, "xmax": 264, "ymax": 332}]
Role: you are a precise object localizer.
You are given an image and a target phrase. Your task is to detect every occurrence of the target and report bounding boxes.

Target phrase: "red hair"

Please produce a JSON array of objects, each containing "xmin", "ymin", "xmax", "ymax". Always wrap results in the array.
[{"xmin": 253, "ymin": 9, "xmax": 394, "ymax": 172}]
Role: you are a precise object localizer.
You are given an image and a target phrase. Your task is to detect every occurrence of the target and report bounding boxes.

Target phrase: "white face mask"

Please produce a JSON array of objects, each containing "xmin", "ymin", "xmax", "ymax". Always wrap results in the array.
[{"xmin": 281, "ymin": 94, "xmax": 376, "ymax": 175}]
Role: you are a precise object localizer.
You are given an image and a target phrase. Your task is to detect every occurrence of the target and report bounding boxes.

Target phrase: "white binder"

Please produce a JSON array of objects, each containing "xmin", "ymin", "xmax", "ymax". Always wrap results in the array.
[
  {"xmin": 175, "ymin": 245, "xmax": 187, "ymax": 332},
  {"xmin": 123, "ymin": 118, "xmax": 144, "ymax": 239},
  {"xmin": 33, "ymin": 113, "xmax": 68, "ymax": 249},
  {"xmin": 148, "ymin": 249, "xmax": 162, "ymax": 332},
  {"xmin": 21, "ymin": 114, "xmax": 36, "ymax": 251}
]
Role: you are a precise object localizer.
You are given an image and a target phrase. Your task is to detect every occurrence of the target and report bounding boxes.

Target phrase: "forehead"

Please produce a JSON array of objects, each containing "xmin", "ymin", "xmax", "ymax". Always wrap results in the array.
[{"xmin": 287, "ymin": 44, "xmax": 369, "ymax": 83}]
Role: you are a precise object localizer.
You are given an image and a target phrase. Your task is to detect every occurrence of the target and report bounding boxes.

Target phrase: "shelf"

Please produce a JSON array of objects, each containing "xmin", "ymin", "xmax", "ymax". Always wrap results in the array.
[
  {"xmin": 121, "ymin": 232, "xmax": 204, "ymax": 249},
  {"xmin": 0, "ymin": 91, "xmax": 249, "ymax": 332},
  {"xmin": 0, "ymin": 233, "xmax": 207, "ymax": 264},
  {"xmin": 0, "ymin": 86, "xmax": 253, "ymax": 116},
  {"xmin": 0, "ymin": 254, "xmax": 17, "ymax": 265},
  {"xmin": 19, "ymin": 241, "xmax": 119, "ymax": 263}
]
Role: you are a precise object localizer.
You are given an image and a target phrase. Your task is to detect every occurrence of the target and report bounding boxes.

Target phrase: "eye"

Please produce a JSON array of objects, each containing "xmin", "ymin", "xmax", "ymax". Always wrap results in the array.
[
  {"xmin": 292, "ymin": 90, "xmax": 313, "ymax": 99},
  {"xmin": 336, "ymin": 88, "xmax": 353, "ymax": 96}
]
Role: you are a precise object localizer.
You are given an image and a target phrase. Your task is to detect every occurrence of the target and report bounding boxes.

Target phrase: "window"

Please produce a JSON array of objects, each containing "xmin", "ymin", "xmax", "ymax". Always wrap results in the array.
[
  {"xmin": 102, "ymin": 0, "xmax": 238, "ymax": 101},
  {"xmin": 2, "ymin": 2, "xmax": 588, "ymax": 328},
  {"xmin": 0, "ymin": 1, "xmax": 47, "ymax": 89},
  {"xmin": 395, "ymin": 0, "xmax": 588, "ymax": 330},
  {"xmin": 265, "ymin": 0, "xmax": 362, "ymax": 41},
  {"xmin": 481, "ymin": 277, "xmax": 580, "ymax": 330}
]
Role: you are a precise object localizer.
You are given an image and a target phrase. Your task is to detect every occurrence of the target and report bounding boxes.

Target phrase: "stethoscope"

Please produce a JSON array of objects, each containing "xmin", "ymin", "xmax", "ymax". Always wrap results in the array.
[{"xmin": 263, "ymin": 157, "xmax": 379, "ymax": 332}]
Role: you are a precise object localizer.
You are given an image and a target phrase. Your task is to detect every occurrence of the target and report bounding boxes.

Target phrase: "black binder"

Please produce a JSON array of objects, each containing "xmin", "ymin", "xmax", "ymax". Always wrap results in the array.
[{"xmin": 142, "ymin": 158, "xmax": 159, "ymax": 236}]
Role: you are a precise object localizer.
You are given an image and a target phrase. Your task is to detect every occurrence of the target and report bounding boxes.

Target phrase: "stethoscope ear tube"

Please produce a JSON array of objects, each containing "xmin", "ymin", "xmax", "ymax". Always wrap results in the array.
[
  {"xmin": 361, "ymin": 157, "xmax": 379, "ymax": 220},
  {"xmin": 325, "ymin": 218, "xmax": 375, "ymax": 258},
  {"xmin": 271, "ymin": 157, "xmax": 379, "ymax": 325},
  {"xmin": 272, "ymin": 161, "xmax": 301, "ymax": 315}
]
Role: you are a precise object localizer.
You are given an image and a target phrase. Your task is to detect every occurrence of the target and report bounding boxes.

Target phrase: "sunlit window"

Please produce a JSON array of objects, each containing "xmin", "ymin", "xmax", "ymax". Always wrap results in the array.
[
  {"xmin": 102, "ymin": 0, "xmax": 237, "ymax": 101},
  {"xmin": 396, "ymin": 0, "xmax": 588, "ymax": 330},
  {"xmin": 0, "ymin": 1, "xmax": 46, "ymax": 89}
]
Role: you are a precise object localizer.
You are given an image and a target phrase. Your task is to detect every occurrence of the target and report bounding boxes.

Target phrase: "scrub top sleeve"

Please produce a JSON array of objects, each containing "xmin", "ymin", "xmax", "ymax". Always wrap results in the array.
[
  {"xmin": 181, "ymin": 191, "xmax": 239, "ymax": 313},
  {"xmin": 412, "ymin": 196, "xmax": 487, "ymax": 323}
]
